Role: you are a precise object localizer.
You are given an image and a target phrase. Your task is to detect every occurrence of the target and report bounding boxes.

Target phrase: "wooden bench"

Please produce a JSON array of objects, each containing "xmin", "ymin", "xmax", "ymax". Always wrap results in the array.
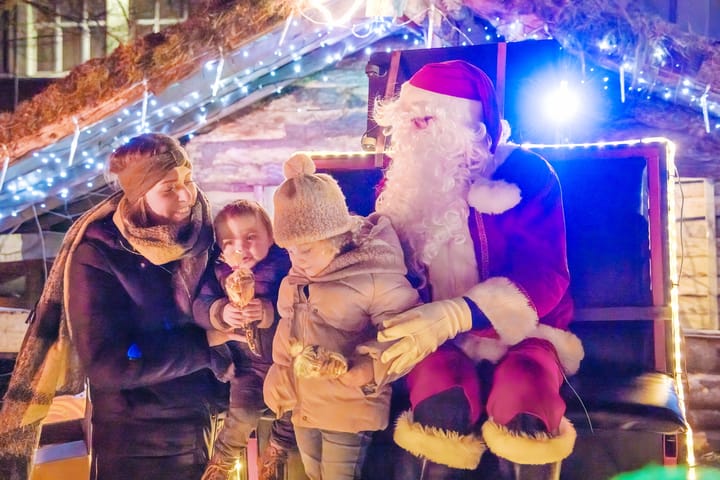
[{"xmin": 310, "ymin": 139, "xmax": 687, "ymax": 479}]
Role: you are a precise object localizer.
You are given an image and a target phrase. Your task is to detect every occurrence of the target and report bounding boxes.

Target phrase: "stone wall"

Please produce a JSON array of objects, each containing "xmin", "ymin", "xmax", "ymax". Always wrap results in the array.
[
  {"xmin": 685, "ymin": 330, "xmax": 720, "ymax": 465},
  {"xmin": 186, "ymin": 45, "xmax": 378, "ymax": 217},
  {"xmin": 676, "ymin": 179, "xmax": 718, "ymax": 330},
  {"xmin": 674, "ymin": 176, "xmax": 720, "ymax": 464}
]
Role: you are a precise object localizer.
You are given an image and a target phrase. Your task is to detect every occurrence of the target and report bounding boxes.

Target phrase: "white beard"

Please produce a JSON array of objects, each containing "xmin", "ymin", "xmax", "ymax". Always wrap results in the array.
[{"xmin": 374, "ymin": 96, "xmax": 494, "ymax": 278}]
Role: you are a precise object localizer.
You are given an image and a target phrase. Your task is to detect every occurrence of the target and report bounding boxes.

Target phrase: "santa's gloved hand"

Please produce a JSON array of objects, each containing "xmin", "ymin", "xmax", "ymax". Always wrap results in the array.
[{"xmin": 378, "ymin": 298, "xmax": 472, "ymax": 377}]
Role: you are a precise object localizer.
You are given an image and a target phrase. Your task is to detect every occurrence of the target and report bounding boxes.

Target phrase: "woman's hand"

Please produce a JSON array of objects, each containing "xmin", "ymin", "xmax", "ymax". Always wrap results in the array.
[
  {"xmin": 339, "ymin": 355, "xmax": 375, "ymax": 387},
  {"xmin": 209, "ymin": 344, "xmax": 236, "ymax": 382}
]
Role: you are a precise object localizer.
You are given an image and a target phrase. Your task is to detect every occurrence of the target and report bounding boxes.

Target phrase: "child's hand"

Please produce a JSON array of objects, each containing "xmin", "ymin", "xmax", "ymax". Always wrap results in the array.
[
  {"xmin": 292, "ymin": 345, "xmax": 348, "ymax": 379},
  {"xmin": 222, "ymin": 299, "xmax": 265, "ymax": 328},
  {"xmin": 339, "ymin": 355, "xmax": 375, "ymax": 387}
]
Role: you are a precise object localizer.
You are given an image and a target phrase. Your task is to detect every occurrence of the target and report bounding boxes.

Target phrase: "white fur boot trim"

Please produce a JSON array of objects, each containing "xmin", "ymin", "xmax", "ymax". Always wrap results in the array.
[
  {"xmin": 394, "ymin": 410, "xmax": 486, "ymax": 470},
  {"xmin": 482, "ymin": 416, "xmax": 576, "ymax": 465}
]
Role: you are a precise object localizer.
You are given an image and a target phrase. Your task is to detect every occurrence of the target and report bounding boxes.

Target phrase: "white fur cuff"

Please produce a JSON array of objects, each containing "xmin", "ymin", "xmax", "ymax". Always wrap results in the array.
[
  {"xmin": 394, "ymin": 411, "xmax": 486, "ymax": 470},
  {"xmin": 464, "ymin": 277, "xmax": 538, "ymax": 345}
]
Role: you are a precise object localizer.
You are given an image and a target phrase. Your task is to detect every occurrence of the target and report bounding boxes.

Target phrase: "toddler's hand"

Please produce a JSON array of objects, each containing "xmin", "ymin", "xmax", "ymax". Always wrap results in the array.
[
  {"xmin": 222, "ymin": 299, "xmax": 263, "ymax": 328},
  {"xmin": 292, "ymin": 345, "xmax": 348, "ymax": 379},
  {"xmin": 339, "ymin": 355, "xmax": 374, "ymax": 387}
]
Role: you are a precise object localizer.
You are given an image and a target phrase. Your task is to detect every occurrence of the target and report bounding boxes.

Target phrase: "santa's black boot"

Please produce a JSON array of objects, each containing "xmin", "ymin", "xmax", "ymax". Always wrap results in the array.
[
  {"xmin": 418, "ymin": 458, "xmax": 473, "ymax": 480},
  {"xmin": 393, "ymin": 452, "xmax": 472, "ymax": 480},
  {"xmin": 393, "ymin": 388, "xmax": 483, "ymax": 480},
  {"xmin": 392, "ymin": 448, "xmax": 423, "ymax": 480},
  {"xmin": 507, "ymin": 461, "xmax": 562, "ymax": 480},
  {"xmin": 492, "ymin": 413, "xmax": 567, "ymax": 480}
]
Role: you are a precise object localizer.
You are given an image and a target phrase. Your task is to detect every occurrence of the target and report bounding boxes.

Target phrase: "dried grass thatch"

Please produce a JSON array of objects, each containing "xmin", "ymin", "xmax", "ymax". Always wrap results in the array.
[
  {"xmin": 0, "ymin": 0, "xmax": 291, "ymax": 164},
  {"xmin": 4, "ymin": 0, "xmax": 720, "ymax": 176}
]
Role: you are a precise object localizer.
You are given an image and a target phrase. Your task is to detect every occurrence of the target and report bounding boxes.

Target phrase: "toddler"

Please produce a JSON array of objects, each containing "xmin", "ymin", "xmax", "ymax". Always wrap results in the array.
[
  {"xmin": 193, "ymin": 199, "xmax": 296, "ymax": 480},
  {"xmin": 263, "ymin": 154, "xmax": 421, "ymax": 480}
]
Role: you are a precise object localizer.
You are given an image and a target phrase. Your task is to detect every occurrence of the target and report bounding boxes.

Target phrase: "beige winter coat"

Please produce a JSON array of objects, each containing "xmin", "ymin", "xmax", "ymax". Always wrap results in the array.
[{"xmin": 263, "ymin": 214, "xmax": 421, "ymax": 433}]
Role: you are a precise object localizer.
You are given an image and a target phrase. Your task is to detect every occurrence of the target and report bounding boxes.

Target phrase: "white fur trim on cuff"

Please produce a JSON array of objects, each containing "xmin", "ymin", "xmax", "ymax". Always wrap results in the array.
[
  {"xmin": 482, "ymin": 416, "xmax": 576, "ymax": 465},
  {"xmin": 464, "ymin": 277, "xmax": 538, "ymax": 345},
  {"xmin": 531, "ymin": 325, "xmax": 584, "ymax": 375},
  {"xmin": 454, "ymin": 334, "xmax": 508, "ymax": 364},
  {"xmin": 468, "ymin": 178, "xmax": 521, "ymax": 214},
  {"xmin": 394, "ymin": 411, "xmax": 485, "ymax": 470},
  {"xmin": 453, "ymin": 325, "xmax": 584, "ymax": 374}
]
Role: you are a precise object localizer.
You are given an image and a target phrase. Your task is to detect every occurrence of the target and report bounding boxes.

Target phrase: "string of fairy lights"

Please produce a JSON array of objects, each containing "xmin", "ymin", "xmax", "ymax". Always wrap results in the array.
[
  {"xmin": 525, "ymin": 137, "xmax": 695, "ymax": 469},
  {"xmin": 0, "ymin": 0, "xmax": 704, "ymax": 469},
  {"xmin": 0, "ymin": 3, "xmax": 420, "ymax": 230},
  {"xmin": 1, "ymin": 0, "xmax": 720, "ymax": 233}
]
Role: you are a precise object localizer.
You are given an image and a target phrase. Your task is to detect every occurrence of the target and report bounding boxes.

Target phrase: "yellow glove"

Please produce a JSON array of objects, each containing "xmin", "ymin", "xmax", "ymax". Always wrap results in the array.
[{"xmin": 377, "ymin": 298, "xmax": 472, "ymax": 377}]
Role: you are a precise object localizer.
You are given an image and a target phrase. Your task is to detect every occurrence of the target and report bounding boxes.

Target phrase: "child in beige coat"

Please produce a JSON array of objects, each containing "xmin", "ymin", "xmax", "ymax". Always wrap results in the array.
[{"xmin": 263, "ymin": 154, "xmax": 421, "ymax": 480}]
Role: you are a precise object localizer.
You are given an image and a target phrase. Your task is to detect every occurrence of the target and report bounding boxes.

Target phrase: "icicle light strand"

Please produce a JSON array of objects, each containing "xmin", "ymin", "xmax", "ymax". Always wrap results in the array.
[
  {"xmin": 67, "ymin": 117, "xmax": 80, "ymax": 167},
  {"xmin": 0, "ymin": 145, "xmax": 9, "ymax": 193}
]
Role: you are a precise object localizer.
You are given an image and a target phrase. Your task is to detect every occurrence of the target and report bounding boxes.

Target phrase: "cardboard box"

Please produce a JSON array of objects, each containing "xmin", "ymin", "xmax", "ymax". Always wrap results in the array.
[
  {"xmin": 31, "ymin": 440, "xmax": 89, "ymax": 480},
  {"xmin": 31, "ymin": 394, "xmax": 90, "ymax": 480}
]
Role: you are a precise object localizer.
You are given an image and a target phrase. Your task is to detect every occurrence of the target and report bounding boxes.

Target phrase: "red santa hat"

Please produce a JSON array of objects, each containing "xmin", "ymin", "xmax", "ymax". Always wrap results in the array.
[{"xmin": 407, "ymin": 60, "xmax": 502, "ymax": 153}]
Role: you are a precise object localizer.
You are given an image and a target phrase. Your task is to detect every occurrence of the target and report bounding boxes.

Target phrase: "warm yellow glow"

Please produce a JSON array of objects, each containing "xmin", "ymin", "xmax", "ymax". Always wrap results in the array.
[
  {"xmin": 231, "ymin": 458, "xmax": 243, "ymax": 480},
  {"xmin": 665, "ymin": 140, "xmax": 696, "ymax": 468},
  {"xmin": 520, "ymin": 137, "xmax": 670, "ymax": 150},
  {"xmin": 299, "ymin": 0, "xmax": 367, "ymax": 26},
  {"xmin": 521, "ymin": 137, "xmax": 685, "ymax": 150},
  {"xmin": 300, "ymin": 150, "xmax": 371, "ymax": 157}
]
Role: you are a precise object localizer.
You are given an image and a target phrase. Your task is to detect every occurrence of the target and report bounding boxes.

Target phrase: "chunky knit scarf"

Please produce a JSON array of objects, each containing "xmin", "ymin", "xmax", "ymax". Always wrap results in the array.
[
  {"xmin": 0, "ymin": 191, "xmax": 213, "ymax": 480},
  {"xmin": 113, "ymin": 195, "xmax": 213, "ymax": 316}
]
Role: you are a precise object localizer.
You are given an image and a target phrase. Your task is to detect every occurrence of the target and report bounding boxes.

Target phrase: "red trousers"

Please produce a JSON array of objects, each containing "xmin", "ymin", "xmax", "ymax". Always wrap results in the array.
[{"xmin": 405, "ymin": 337, "xmax": 566, "ymax": 432}]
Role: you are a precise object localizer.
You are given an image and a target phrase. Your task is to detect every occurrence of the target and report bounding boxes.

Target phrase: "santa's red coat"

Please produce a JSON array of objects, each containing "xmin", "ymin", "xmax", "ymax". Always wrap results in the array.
[{"xmin": 398, "ymin": 146, "xmax": 583, "ymax": 466}]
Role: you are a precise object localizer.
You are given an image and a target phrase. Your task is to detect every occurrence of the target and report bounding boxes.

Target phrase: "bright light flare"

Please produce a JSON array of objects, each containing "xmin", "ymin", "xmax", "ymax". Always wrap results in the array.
[{"xmin": 543, "ymin": 80, "xmax": 580, "ymax": 124}]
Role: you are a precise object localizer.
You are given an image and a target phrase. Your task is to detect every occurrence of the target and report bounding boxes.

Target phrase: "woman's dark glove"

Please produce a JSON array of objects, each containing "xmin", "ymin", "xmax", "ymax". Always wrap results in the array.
[{"xmin": 209, "ymin": 344, "xmax": 235, "ymax": 382}]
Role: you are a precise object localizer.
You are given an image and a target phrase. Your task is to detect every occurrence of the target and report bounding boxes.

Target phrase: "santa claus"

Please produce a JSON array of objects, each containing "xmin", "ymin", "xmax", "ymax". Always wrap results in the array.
[{"xmin": 373, "ymin": 60, "xmax": 585, "ymax": 479}]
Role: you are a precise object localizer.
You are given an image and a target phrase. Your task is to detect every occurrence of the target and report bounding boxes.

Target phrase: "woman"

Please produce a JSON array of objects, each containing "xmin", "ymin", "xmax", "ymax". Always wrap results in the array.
[
  {"xmin": 0, "ymin": 133, "xmax": 231, "ymax": 480},
  {"xmin": 69, "ymin": 133, "xmax": 232, "ymax": 479}
]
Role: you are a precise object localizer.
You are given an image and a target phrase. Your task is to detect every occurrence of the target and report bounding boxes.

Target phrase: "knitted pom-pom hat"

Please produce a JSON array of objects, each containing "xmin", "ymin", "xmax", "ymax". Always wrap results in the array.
[{"xmin": 273, "ymin": 153, "xmax": 352, "ymax": 248}]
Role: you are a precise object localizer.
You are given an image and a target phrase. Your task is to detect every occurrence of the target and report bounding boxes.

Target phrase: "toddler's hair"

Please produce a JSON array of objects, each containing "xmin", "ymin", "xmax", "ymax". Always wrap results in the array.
[
  {"xmin": 214, "ymin": 199, "xmax": 273, "ymax": 239},
  {"xmin": 325, "ymin": 229, "xmax": 355, "ymax": 256}
]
